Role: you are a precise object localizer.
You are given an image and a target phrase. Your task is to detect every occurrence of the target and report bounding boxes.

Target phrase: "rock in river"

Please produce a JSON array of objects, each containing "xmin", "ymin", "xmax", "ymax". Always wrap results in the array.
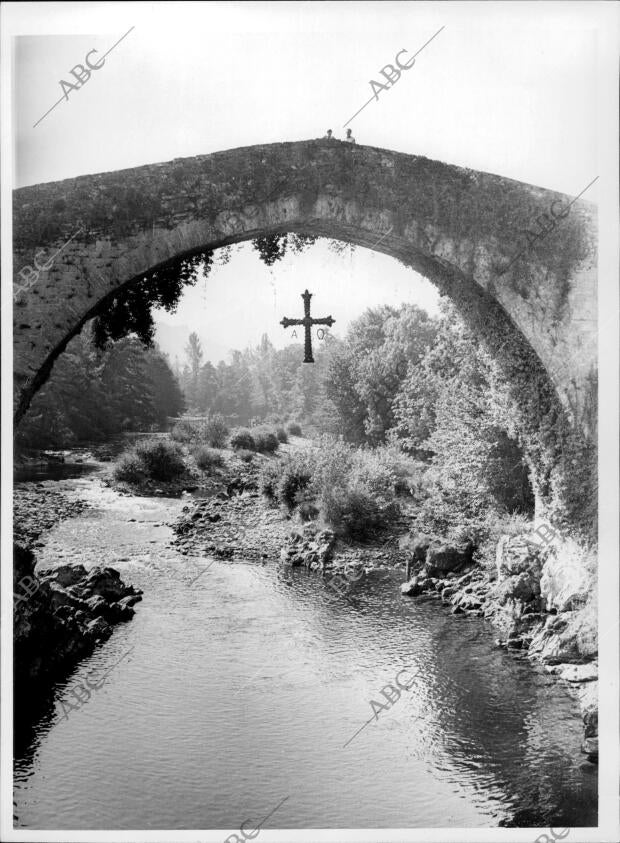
[{"xmin": 14, "ymin": 543, "xmax": 142, "ymax": 696}]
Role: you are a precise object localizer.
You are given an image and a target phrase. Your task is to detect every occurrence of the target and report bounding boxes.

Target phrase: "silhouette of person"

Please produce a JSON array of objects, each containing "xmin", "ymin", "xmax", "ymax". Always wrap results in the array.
[
  {"xmin": 323, "ymin": 129, "xmax": 334, "ymax": 140},
  {"xmin": 344, "ymin": 128, "xmax": 356, "ymax": 144}
]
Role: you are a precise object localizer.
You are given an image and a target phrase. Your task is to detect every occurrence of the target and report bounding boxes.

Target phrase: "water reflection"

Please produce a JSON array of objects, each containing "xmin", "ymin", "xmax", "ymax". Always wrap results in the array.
[{"xmin": 13, "ymin": 476, "xmax": 596, "ymax": 830}]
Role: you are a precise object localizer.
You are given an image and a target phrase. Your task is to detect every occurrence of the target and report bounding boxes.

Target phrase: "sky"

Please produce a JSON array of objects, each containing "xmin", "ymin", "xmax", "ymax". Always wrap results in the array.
[{"xmin": 5, "ymin": 1, "xmax": 609, "ymax": 364}]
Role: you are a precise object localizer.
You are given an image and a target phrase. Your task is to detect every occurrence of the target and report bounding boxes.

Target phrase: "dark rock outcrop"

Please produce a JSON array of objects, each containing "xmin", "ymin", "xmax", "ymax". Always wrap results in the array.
[
  {"xmin": 425, "ymin": 540, "xmax": 474, "ymax": 576},
  {"xmin": 14, "ymin": 543, "xmax": 142, "ymax": 695}
]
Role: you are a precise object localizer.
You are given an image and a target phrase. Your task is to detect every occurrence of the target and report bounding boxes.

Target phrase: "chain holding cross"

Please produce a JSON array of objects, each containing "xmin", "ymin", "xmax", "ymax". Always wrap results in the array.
[{"xmin": 280, "ymin": 289, "xmax": 335, "ymax": 363}]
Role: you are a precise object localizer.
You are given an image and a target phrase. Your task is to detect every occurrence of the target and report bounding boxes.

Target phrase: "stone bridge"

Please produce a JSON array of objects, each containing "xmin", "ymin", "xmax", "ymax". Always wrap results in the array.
[{"xmin": 12, "ymin": 140, "xmax": 597, "ymax": 528}]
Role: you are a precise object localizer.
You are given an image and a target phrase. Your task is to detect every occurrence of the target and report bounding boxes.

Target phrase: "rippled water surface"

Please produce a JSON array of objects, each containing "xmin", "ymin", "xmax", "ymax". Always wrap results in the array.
[{"xmin": 14, "ymin": 472, "xmax": 597, "ymax": 830}]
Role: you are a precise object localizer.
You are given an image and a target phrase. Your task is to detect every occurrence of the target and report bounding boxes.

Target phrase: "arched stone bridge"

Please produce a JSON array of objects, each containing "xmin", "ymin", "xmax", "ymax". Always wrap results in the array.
[{"xmin": 13, "ymin": 140, "xmax": 597, "ymax": 527}]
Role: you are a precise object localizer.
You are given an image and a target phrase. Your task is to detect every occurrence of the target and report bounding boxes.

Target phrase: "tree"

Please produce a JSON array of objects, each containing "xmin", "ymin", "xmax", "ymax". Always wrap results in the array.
[{"xmin": 184, "ymin": 332, "xmax": 204, "ymax": 411}]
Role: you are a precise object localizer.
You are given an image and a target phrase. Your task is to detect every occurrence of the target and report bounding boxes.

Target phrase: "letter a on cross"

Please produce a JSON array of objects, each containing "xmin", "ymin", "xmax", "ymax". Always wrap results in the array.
[{"xmin": 280, "ymin": 290, "xmax": 335, "ymax": 363}]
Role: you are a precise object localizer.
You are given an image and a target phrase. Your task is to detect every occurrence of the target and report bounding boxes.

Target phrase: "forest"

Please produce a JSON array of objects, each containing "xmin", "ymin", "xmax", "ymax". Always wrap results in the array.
[{"xmin": 18, "ymin": 291, "xmax": 534, "ymax": 549}]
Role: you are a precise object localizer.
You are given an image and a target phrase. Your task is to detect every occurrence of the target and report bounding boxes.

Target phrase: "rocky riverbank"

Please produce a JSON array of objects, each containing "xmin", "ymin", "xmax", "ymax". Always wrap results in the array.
[
  {"xmin": 14, "ymin": 486, "xmax": 91, "ymax": 548},
  {"xmin": 14, "ymin": 474, "xmax": 143, "ymax": 700},
  {"xmin": 167, "ymin": 452, "xmax": 598, "ymax": 764},
  {"xmin": 14, "ymin": 543, "xmax": 142, "ymax": 695},
  {"xmin": 399, "ymin": 532, "xmax": 598, "ymax": 763}
]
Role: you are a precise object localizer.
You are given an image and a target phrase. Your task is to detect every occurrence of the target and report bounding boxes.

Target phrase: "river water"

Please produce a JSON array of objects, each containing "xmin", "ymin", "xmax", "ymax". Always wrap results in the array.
[{"xmin": 13, "ymin": 468, "xmax": 597, "ymax": 830}]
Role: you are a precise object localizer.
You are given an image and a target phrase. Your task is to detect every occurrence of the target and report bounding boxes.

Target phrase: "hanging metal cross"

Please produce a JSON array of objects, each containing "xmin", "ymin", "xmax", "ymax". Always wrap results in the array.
[{"xmin": 280, "ymin": 289, "xmax": 335, "ymax": 363}]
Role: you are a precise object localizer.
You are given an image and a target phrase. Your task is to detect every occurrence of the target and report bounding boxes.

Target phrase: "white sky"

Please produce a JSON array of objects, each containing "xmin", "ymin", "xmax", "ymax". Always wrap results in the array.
[{"xmin": 5, "ymin": 1, "xmax": 609, "ymax": 364}]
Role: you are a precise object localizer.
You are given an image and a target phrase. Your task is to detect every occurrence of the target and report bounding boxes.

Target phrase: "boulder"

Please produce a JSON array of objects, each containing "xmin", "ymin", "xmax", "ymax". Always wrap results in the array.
[
  {"xmin": 47, "ymin": 582, "xmax": 87, "ymax": 613},
  {"xmin": 552, "ymin": 662, "xmax": 598, "ymax": 683},
  {"xmin": 280, "ymin": 526, "xmax": 336, "ymax": 572},
  {"xmin": 491, "ymin": 572, "xmax": 539, "ymax": 606},
  {"xmin": 495, "ymin": 534, "xmax": 544, "ymax": 582},
  {"xmin": 86, "ymin": 616, "xmax": 112, "ymax": 640},
  {"xmin": 581, "ymin": 737, "xmax": 598, "ymax": 762},
  {"xmin": 106, "ymin": 601, "xmax": 135, "ymax": 621},
  {"xmin": 39, "ymin": 563, "xmax": 88, "ymax": 587},
  {"xmin": 118, "ymin": 593, "xmax": 142, "ymax": 609},
  {"xmin": 81, "ymin": 566, "xmax": 130, "ymax": 600},
  {"xmin": 401, "ymin": 577, "xmax": 423, "ymax": 596},
  {"xmin": 425, "ymin": 541, "xmax": 473, "ymax": 577},
  {"xmin": 441, "ymin": 584, "xmax": 459, "ymax": 602},
  {"xmin": 540, "ymin": 542, "xmax": 595, "ymax": 612},
  {"xmin": 84, "ymin": 595, "xmax": 109, "ymax": 617}
]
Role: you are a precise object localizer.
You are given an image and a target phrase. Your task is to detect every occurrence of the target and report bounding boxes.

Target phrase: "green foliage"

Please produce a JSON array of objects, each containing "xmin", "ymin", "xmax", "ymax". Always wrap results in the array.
[
  {"xmin": 252, "ymin": 234, "xmax": 288, "ymax": 266},
  {"xmin": 230, "ymin": 428, "xmax": 256, "ymax": 451},
  {"xmin": 201, "ymin": 413, "xmax": 229, "ymax": 448},
  {"xmin": 114, "ymin": 438, "xmax": 186, "ymax": 483},
  {"xmin": 309, "ymin": 439, "xmax": 401, "ymax": 539},
  {"xmin": 93, "ymin": 250, "xmax": 213, "ymax": 349},
  {"xmin": 113, "ymin": 452, "xmax": 145, "ymax": 484},
  {"xmin": 16, "ymin": 329, "xmax": 184, "ymax": 450},
  {"xmin": 253, "ymin": 428, "xmax": 280, "ymax": 454},
  {"xmin": 170, "ymin": 419, "xmax": 197, "ymax": 443},
  {"xmin": 287, "ymin": 422, "xmax": 302, "ymax": 436},
  {"xmin": 134, "ymin": 439, "xmax": 186, "ymax": 480},
  {"xmin": 194, "ymin": 446, "xmax": 224, "ymax": 472},
  {"xmin": 325, "ymin": 304, "xmax": 438, "ymax": 445},
  {"xmin": 259, "ymin": 460, "xmax": 282, "ymax": 502},
  {"xmin": 276, "ymin": 427, "xmax": 288, "ymax": 444},
  {"xmin": 320, "ymin": 482, "xmax": 390, "ymax": 540},
  {"xmin": 236, "ymin": 448, "xmax": 255, "ymax": 463},
  {"xmin": 171, "ymin": 413, "xmax": 229, "ymax": 448},
  {"xmin": 259, "ymin": 451, "xmax": 313, "ymax": 511},
  {"xmin": 259, "ymin": 437, "xmax": 402, "ymax": 538}
]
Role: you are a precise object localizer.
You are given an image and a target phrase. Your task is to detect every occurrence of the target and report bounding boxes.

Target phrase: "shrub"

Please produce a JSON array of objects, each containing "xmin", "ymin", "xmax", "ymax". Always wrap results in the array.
[
  {"xmin": 276, "ymin": 427, "xmax": 288, "ymax": 444},
  {"xmin": 134, "ymin": 439, "xmax": 186, "ymax": 481},
  {"xmin": 202, "ymin": 414, "xmax": 229, "ymax": 448},
  {"xmin": 259, "ymin": 451, "xmax": 314, "ymax": 511},
  {"xmin": 237, "ymin": 449, "xmax": 254, "ymax": 463},
  {"xmin": 254, "ymin": 429, "xmax": 279, "ymax": 454},
  {"xmin": 278, "ymin": 456, "xmax": 313, "ymax": 511},
  {"xmin": 287, "ymin": 422, "xmax": 302, "ymax": 437},
  {"xmin": 320, "ymin": 482, "xmax": 387, "ymax": 539},
  {"xmin": 114, "ymin": 453, "xmax": 145, "ymax": 484},
  {"xmin": 259, "ymin": 461, "xmax": 281, "ymax": 501},
  {"xmin": 114, "ymin": 439, "xmax": 186, "ymax": 483},
  {"xmin": 309, "ymin": 437, "xmax": 400, "ymax": 539},
  {"xmin": 194, "ymin": 446, "xmax": 224, "ymax": 472},
  {"xmin": 230, "ymin": 428, "xmax": 256, "ymax": 451},
  {"xmin": 170, "ymin": 419, "xmax": 197, "ymax": 443}
]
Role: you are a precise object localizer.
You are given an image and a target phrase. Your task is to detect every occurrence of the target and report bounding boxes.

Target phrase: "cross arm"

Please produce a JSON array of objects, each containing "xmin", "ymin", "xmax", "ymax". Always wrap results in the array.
[{"xmin": 280, "ymin": 317, "xmax": 304, "ymax": 328}]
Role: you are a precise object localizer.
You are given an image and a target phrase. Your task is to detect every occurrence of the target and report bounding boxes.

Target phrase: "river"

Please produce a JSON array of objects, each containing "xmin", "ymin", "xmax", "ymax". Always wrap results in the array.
[{"xmin": 13, "ymin": 464, "xmax": 597, "ymax": 830}]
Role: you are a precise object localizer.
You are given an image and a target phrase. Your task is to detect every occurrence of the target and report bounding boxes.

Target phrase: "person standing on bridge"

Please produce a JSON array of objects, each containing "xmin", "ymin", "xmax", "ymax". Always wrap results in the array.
[
  {"xmin": 344, "ymin": 128, "xmax": 356, "ymax": 143},
  {"xmin": 323, "ymin": 129, "xmax": 334, "ymax": 140}
]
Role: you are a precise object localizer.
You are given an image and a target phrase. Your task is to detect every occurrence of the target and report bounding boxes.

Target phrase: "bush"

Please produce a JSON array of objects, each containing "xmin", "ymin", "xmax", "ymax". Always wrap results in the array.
[
  {"xmin": 230, "ymin": 428, "xmax": 256, "ymax": 451},
  {"xmin": 308, "ymin": 437, "xmax": 400, "ymax": 539},
  {"xmin": 194, "ymin": 446, "xmax": 224, "ymax": 472},
  {"xmin": 287, "ymin": 422, "xmax": 302, "ymax": 437},
  {"xmin": 259, "ymin": 461, "xmax": 281, "ymax": 501},
  {"xmin": 259, "ymin": 451, "xmax": 313, "ymax": 511},
  {"xmin": 114, "ymin": 453, "xmax": 145, "ymax": 484},
  {"xmin": 170, "ymin": 419, "xmax": 197, "ymax": 444},
  {"xmin": 201, "ymin": 414, "xmax": 229, "ymax": 448},
  {"xmin": 114, "ymin": 439, "xmax": 186, "ymax": 483},
  {"xmin": 278, "ymin": 456, "xmax": 313, "ymax": 511},
  {"xmin": 254, "ymin": 428, "xmax": 279, "ymax": 454},
  {"xmin": 237, "ymin": 449, "xmax": 254, "ymax": 463},
  {"xmin": 320, "ymin": 482, "xmax": 389, "ymax": 540},
  {"xmin": 134, "ymin": 439, "xmax": 186, "ymax": 481},
  {"xmin": 276, "ymin": 427, "xmax": 288, "ymax": 444}
]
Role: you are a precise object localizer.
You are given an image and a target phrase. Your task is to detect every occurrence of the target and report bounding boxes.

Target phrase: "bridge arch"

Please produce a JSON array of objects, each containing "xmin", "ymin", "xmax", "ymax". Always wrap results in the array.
[{"xmin": 13, "ymin": 140, "xmax": 597, "ymax": 530}]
